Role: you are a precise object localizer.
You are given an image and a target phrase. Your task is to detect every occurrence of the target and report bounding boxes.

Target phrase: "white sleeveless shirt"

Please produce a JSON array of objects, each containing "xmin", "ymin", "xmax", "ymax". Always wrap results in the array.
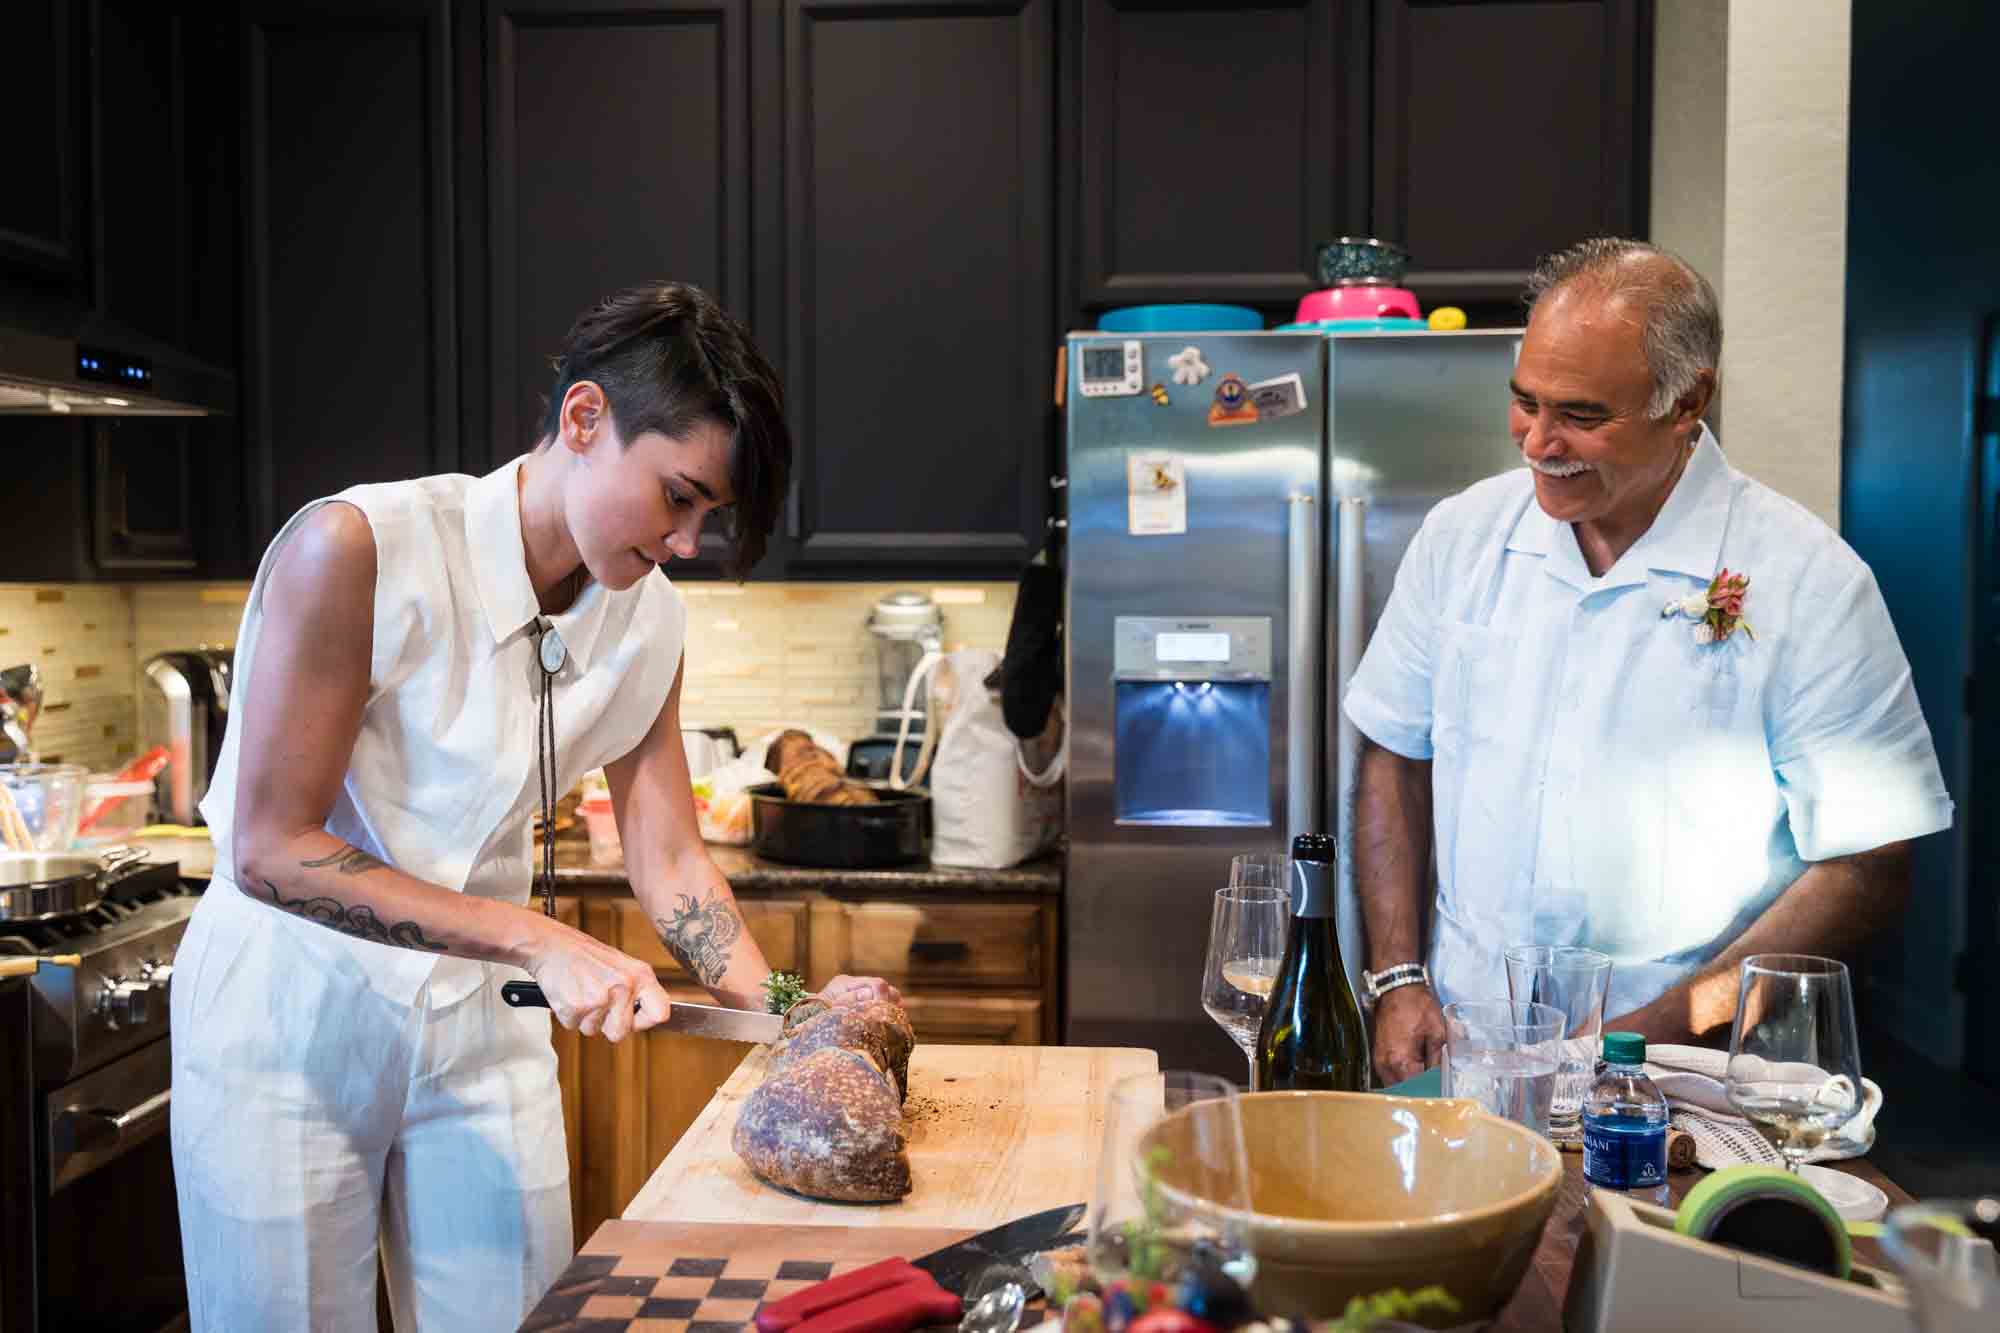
[{"xmin": 199, "ymin": 455, "xmax": 687, "ymax": 1007}]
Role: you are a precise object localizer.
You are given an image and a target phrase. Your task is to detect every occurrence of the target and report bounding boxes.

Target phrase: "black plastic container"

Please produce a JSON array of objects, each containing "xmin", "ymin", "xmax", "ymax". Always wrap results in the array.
[{"xmin": 745, "ymin": 781, "xmax": 931, "ymax": 868}]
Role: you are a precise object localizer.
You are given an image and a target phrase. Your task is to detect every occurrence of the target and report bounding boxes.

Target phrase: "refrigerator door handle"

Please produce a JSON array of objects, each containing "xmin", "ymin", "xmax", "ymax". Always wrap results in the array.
[
  {"xmin": 1287, "ymin": 490, "xmax": 1321, "ymax": 847},
  {"xmin": 1334, "ymin": 496, "xmax": 1371, "ymax": 1007}
]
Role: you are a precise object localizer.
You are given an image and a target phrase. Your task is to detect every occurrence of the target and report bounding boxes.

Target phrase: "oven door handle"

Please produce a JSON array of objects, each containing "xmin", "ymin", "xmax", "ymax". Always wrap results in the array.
[{"xmin": 55, "ymin": 1088, "xmax": 170, "ymax": 1155}]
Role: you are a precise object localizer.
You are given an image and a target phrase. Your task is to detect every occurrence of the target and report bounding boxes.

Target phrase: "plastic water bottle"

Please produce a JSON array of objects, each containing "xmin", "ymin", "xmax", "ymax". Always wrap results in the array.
[{"xmin": 1582, "ymin": 1032, "xmax": 1670, "ymax": 1204}]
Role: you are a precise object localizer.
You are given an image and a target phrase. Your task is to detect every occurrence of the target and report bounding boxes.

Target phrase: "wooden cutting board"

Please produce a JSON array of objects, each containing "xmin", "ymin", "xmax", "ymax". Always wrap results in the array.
[
  {"xmin": 520, "ymin": 1220, "xmax": 974, "ymax": 1332},
  {"xmin": 624, "ymin": 1044, "xmax": 1157, "ymax": 1230}
]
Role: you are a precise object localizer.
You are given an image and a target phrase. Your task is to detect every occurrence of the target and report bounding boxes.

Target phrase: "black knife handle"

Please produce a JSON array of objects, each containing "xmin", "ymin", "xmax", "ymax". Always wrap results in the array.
[
  {"xmin": 502, "ymin": 980, "xmax": 650, "ymax": 1014},
  {"xmin": 501, "ymin": 981, "xmax": 550, "ymax": 1008}
]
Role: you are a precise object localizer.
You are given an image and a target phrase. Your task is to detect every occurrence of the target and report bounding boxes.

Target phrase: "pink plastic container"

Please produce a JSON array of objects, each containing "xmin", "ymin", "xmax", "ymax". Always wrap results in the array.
[
  {"xmin": 579, "ymin": 795, "xmax": 620, "ymax": 866},
  {"xmin": 1295, "ymin": 284, "xmax": 1422, "ymax": 323}
]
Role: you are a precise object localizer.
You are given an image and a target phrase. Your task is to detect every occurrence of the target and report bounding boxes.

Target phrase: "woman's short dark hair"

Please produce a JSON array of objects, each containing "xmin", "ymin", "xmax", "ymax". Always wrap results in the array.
[{"xmin": 539, "ymin": 282, "xmax": 790, "ymax": 578}]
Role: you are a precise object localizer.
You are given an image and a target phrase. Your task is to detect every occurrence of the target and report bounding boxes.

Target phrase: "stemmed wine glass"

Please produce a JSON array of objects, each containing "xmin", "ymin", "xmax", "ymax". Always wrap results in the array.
[
  {"xmin": 1228, "ymin": 852, "xmax": 1289, "ymax": 891},
  {"xmin": 1201, "ymin": 884, "xmax": 1288, "ymax": 1090},
  {"xmin": 1087, "ymin": 1071, "xmax": 1257, "ymax": 1293},
  {"xmin": 1723, "ymin": 954, "xmax": 1865, "ymax": 1173}
]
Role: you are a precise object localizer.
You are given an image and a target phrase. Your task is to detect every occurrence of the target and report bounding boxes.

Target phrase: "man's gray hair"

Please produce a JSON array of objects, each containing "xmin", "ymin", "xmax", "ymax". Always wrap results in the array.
[{"xmin": 1526, "ymin": 238, "xmax": 1721, "ymax": 420}]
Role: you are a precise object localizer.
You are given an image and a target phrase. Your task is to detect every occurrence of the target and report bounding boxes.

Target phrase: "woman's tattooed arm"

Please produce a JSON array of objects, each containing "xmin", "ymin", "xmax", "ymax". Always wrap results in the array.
[
  {"xmin": 264, "ymin": 878, "xmax": 450, "ymax": 951},
  {"xmin": 254, "ymin": 842, "xmax": 448, "ymax": 952},
  {"xmin": 655, "ymin": 889, "xmax": 743, "ymax": 986}
]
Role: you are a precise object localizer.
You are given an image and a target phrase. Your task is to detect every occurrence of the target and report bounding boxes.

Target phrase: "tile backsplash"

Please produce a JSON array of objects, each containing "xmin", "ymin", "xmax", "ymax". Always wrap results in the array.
[
  {"xmin": 2, "ymin": 578, "xmax": 1018, "ymax": 775},
  {"xmin": 0, "ymin": 584, "xmax": 139, "ymax": 774}
]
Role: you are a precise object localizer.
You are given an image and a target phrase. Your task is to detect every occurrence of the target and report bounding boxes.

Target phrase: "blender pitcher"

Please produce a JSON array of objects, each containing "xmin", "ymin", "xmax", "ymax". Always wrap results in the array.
[{"xmin": 866, "ymin": 591, "xmax": 943, "ymax": 738}]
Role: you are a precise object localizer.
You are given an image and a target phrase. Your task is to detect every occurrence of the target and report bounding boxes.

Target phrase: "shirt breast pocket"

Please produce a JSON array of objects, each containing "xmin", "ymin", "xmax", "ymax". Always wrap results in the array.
[
  {"xmin": 1681, "ymin": 655, "xmax": 1744, "ymax": 731},
  {"xmin": 1434, "ymin": 621, "xmax": 1515, "ymax": 750}
]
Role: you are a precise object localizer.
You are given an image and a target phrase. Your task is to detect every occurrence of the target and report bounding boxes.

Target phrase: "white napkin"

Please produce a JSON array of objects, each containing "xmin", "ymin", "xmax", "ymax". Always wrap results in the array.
[{"xmin": 1643, "ymin": 1043, "xmax": 1882, "ymax": 1171}]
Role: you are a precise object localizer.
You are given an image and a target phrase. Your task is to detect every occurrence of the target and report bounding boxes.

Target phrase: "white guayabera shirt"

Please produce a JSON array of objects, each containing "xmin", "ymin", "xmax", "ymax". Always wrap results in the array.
[
  {"xmin": 201, "ymin": 455, "xmax": 687, "ymax": 1007},
  {"xmin": 1344, "ymin": 427, "xmax": 1952, "ymax": 1017}
]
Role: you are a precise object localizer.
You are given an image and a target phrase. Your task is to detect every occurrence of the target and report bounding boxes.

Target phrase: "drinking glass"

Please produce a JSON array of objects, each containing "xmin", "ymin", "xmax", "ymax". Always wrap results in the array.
[
  {"xmin": 1504, "ymin": 945, "xmax": 1613, "ymax": 1139},
  {"xmin": 1878, "ymin": 1198, "xmax": 2000, "ymax": 1333},
  {"xmin": 1201, "ymin": 885, "xmax": 1289, "ymax": 1089},
  {"xmin": 1441, "ymin": 1000, "xmax": 1564, "ymax": 1137},
  {"xmin": 1087, "ymin": 1071, "xmax": 1256, "ymax": 1292},
  {"xmin": 1228, "ymin": 852, "xmax": 1289, "ymax": 890},
  {"xmin": 1723, "ymin": 954, "xmax": 1864, "ymax": 1173}
]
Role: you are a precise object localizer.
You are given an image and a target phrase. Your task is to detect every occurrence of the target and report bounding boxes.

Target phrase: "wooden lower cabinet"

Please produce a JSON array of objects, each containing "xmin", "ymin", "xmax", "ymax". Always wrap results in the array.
[{"xmin": 549, "ymin": 889, "xmax": 1060, "ymax": 1244}]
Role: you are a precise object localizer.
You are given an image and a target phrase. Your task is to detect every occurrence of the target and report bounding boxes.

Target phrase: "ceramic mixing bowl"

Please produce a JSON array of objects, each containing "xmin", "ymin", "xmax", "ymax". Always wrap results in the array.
[{"xmin": 1143, "ymin": 1091, "xmax": 1562, "ymax": 1326}]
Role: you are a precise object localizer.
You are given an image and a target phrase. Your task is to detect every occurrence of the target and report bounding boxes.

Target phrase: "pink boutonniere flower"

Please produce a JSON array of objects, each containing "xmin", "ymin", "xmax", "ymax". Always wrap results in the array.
[{"xmin": 1662, "ymin": 568, "xmax": 1755, "ymax": 645}]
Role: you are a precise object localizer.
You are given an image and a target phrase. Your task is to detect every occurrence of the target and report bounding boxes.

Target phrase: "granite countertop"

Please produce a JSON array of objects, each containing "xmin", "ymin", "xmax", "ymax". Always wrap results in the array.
[
  {"xmin": 546, "ymin": 837, "xmax": 1062, "ymax": 895},
  {"xmin": 137, "ymin": 830, "xmax": 1061, "ymax": 896}
]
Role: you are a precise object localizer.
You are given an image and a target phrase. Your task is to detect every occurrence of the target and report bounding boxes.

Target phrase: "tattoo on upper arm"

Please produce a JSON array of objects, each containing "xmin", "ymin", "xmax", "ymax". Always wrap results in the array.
[
  {"xmin": 301, "ymin": 845, "xmax": 390, "ymax": 876},
  {"xmin": 262, "ymin": 879, "xmax": 448, "ymax": 953},
  {"xmin": 655, "ymin": 891, "xmax": 743, "ymax": 986}
]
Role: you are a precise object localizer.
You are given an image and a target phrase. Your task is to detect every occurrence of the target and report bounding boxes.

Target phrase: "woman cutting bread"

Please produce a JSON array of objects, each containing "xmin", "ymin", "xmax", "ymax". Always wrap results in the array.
[{"xmin": 170, "ymin": 283, "xmax": 898, "ymax": 1332}]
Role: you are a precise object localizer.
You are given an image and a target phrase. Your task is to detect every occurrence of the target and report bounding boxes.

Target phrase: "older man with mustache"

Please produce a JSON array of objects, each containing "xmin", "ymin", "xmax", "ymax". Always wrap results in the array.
[{"xmin": 1344, "ymin": 238, "xmax": 1953, "ymax": 1087}]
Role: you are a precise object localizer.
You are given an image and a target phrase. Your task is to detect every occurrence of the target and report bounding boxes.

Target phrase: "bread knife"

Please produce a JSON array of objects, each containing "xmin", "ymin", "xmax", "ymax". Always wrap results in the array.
[{"xmin": 499, "ymin": 980, "xmax": 783, "ymax": 1043}]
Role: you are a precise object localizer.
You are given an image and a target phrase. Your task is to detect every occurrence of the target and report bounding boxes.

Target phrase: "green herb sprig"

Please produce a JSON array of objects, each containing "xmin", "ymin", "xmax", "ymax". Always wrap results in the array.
[
  {"xmin": 1324, "ymin": 1285, "xmax": 1459, "ymax": 1331},
  {"xmin": 761, "ymin": 970, "xmax": 807, "ymax": 1015}
]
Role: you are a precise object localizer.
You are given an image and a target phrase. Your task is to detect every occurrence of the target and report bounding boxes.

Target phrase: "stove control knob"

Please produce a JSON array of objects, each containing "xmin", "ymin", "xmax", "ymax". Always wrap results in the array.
[{"xmin": 95, "ymin": 966, "xmax": 170, "ymax": 1029}]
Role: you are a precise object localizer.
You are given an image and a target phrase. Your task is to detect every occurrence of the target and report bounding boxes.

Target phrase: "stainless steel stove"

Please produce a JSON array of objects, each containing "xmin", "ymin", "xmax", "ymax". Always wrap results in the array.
[{"xmin": 0, "ymin": 859, "xmax": 196, "ymax": 1332}]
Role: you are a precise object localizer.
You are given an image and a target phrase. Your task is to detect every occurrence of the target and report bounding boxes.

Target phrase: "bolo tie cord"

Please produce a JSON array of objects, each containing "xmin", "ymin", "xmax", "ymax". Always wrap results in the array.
[{"xmin": 535, "ymin": 619, "xmax": 562, "ymax": 917}]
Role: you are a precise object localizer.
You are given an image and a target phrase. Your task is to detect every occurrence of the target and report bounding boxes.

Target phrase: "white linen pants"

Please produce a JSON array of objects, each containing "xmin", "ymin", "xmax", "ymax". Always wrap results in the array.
[{"xmin": 170, "ymin": 887, "xmax": 571, "ymax": 1332}]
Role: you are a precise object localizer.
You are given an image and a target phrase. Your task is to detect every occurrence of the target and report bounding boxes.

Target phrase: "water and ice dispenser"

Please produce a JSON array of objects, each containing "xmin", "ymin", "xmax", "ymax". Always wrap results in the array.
[{"xmin": 1112, "ymin": 615, "xmax": 1272, "ymax": 827}]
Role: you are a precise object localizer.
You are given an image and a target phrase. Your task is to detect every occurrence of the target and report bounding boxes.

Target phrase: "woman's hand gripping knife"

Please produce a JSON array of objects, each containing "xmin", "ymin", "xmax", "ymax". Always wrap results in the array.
[{"xmin": 229, "ymin": 502, "xmax": 670, "ymax": 1042}]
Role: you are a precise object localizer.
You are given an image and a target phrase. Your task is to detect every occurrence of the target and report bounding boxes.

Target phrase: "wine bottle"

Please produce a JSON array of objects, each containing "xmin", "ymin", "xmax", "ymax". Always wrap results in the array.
[{"xmin": 1254, "ymin": 833, "xmax": 1369, "ymax": 1091}]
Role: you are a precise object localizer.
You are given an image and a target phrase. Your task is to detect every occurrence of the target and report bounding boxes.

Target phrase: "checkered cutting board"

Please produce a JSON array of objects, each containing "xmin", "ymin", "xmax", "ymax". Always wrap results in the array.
[{"xmin": 518, "ymin": 1221, "xmax": 976, "ymax": 1333}]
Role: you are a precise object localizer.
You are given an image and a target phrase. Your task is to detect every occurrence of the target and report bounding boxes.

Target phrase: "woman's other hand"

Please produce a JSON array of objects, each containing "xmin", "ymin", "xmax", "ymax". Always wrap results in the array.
[
  {"xmin": 526, "ymin": 920, "xmax": 671, "ymax": 1041},
  {"xmin": 821, "ymin": 974, "xmax": 902, "ymax": 1007}
]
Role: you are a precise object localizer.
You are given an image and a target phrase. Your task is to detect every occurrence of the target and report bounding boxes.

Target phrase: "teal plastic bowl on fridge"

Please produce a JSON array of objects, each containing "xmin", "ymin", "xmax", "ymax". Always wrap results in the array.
[{"xmin": 1097, "ymin": 304, "xmax": 1263, "ymax": 333}]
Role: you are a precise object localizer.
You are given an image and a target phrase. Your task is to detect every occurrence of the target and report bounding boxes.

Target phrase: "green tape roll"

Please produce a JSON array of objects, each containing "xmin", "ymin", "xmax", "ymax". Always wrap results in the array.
[{"xmin": 1674, "ymin": 1165, "xmax": 1853, "ymax": 1279}]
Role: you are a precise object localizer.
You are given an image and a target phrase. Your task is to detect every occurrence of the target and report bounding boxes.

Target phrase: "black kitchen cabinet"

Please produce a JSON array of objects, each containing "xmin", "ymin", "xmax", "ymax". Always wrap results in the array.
[
  {"xmin": 470, "ymin": 0, "xmax": 753, "ymax": 575},
  {"xmin": 0, "ymin": 0, "xmax": 83, "ymax": 298},
  {"xmin": 1063, "ymin": 0, "xmax": 1651, "ymax": 323},
  {"xmin": 240, "ymin": 1, "xmax": 462, "ymax": 554},
  {"xmin": 89, "ymin": 3, "xmax": 244, "ymax": 370},
  {"xmin": 1370, "ymin": 0, "xmax": 1651, "ymax": 311},
  {"xmin": 1067, "ymin": 0, "xmax": 1368, "ymax": 318},
  {"xmin": 776, "ymin": 0, "xmax": 1054, "ymax": 574}
]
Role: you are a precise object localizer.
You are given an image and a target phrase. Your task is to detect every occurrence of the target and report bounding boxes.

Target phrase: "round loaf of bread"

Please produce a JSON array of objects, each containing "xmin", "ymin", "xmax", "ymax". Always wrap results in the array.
[
  {"xmin": 731, "ymin": 1045, "xmax": 913, "ymax": 1202},
  {"xmin": 771, "ymin": 999, "xmax": 915, "ymax": 1101}
]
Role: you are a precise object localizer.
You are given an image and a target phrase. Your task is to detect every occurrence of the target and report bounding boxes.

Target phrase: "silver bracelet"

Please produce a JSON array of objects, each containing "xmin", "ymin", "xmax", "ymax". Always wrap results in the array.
[{"xmin": 1361, "ymin": 961, "xmax": 1430, "ymax": 1006}]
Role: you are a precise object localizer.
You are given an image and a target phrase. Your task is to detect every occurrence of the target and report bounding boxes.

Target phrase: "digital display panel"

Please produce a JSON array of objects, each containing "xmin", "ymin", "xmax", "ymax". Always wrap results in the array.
[
  {"xmin": 1082, "ymin": 346, "xmax": 1126, "ymax": 380},
  {"xmin": 1156, "ymin": 631, "xmax": 1231, "ymax": 663}
]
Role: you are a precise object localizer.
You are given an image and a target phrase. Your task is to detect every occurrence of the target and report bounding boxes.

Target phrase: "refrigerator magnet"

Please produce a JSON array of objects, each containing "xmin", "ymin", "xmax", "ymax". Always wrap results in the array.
[
  {"xmin": 1247, "ymin": 372, "xmax": 1308, "ymax": 420},
  {"xmin": 1126, "ymin": 451, "xmax": 1188, "ymax": 535},
  {"xmin": 1167, "ymin": 345, "xmax": 1211, "ymax": 386},
  {"xmin": 1207, "ymin": 373, "xmax": 1260, "ymax": 427},
  {"xmin": 1149, "ymin": 383, "xmax": 1170, "ymax": 406}
]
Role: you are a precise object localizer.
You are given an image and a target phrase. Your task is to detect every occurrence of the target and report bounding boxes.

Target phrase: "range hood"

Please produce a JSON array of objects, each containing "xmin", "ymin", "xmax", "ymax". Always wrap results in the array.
[{"xmin": 0, "ymin": 322, "xmax": 235, "ymax": 417}]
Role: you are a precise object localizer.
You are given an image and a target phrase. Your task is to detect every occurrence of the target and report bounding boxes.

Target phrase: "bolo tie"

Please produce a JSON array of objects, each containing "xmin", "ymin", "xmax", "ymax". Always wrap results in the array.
[{"xmin": 533, "ymin": 617, "xmax": 567, "ymax": 917}]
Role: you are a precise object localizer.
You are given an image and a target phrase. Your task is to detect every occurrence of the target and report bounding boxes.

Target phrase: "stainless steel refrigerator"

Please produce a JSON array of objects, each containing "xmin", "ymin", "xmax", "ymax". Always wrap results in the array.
[{"xmin": 1063, "ymin": 327, "xmax": 1523, "ymax": 1076}]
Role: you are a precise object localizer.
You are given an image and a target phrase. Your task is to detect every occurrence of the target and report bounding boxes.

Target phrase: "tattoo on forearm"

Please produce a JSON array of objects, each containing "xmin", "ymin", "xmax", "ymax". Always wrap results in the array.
[
  {"xmin": 301, "ymin": 845, "xmax": 390, "ymax": 876},
  {"xmin": 263, "ymin": 879, "xmax": 449, "ymax": 952},
  {"xmin": 656, "ymin": 890, "xmax": 743, "ymax": 986}
]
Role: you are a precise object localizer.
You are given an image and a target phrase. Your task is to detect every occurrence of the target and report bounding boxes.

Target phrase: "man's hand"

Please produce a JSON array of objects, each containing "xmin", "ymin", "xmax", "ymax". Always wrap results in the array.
[
  {"xmin": 1371, "ymin": 985, "xmax": 1446, "ymax": 1086},
  {"xmin": 821, "ymin": 974, "xmax": 902, "ymax": 1006}
]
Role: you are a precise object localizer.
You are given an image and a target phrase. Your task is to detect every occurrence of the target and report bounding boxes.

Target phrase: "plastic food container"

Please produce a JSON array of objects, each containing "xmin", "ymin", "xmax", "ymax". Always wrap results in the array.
[
  {"xmin": 75, "ymin": 774, "xmax": 155, "ymax": 848},
  {"xmin": 0, "ymin": 763, "xmax": 88, "ymax": 852},
  {"xmin": 578, "ymin": 794, "xmax": 620, "ymax": 866}
]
